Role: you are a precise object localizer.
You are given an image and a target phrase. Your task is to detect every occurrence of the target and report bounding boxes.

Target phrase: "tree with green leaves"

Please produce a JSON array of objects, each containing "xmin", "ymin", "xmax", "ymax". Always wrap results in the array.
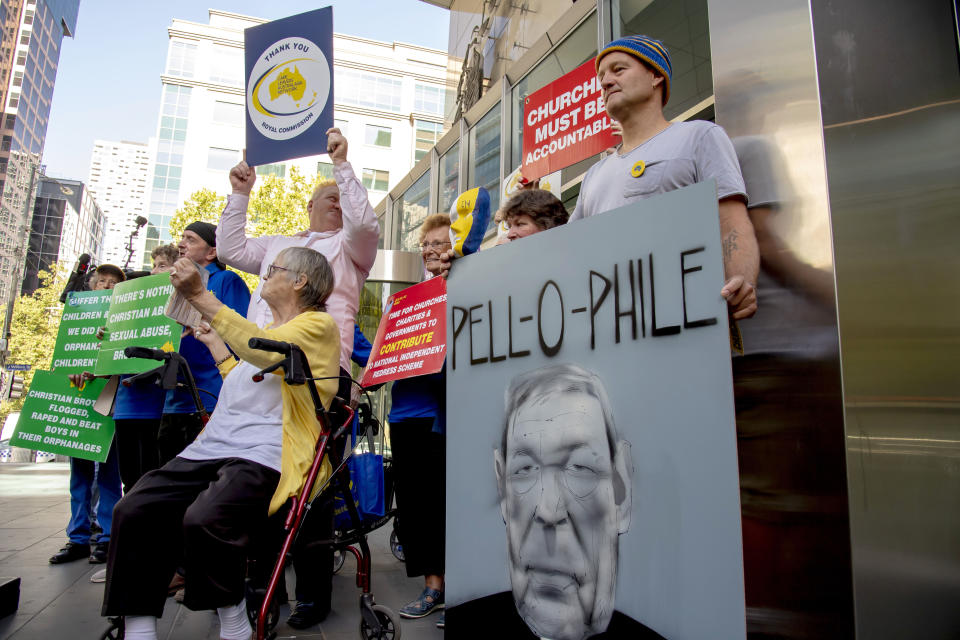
[
  {"xmin": 168, "ymin": 167, "xmax": 319, "ymax": 292},
  {"xmin": 0, "ymin": 262, "xmax": 68, "ymax": 424}
]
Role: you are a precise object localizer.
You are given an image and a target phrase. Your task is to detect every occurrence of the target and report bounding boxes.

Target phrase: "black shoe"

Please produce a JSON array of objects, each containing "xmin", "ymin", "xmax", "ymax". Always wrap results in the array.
[
  {"xmin": 89, "ymin": 542, "xmax": 108, "ymax": 564},
  {"xmin": 287, "ymin": 601, "xmax": 330, "ymax": 629},
  {"xmin": 49, "ymin": 542, "xmax": 90, "ymax": 564}
]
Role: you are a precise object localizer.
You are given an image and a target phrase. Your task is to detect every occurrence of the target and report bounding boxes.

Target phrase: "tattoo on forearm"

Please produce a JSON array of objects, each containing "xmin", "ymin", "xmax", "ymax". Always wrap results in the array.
[{"xmin": 723, "ymin": 229, "xmax": 739, "ymax": 261}]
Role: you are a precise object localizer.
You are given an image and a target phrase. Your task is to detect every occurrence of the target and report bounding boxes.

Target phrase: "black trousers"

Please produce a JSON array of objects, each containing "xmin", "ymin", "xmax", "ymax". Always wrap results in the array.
[
  {"xmin": 101, "ymin": 456, "xmax": 279, "ymax": 618},
  {"xmin": 391, "ymin": 418, "xmax": 445, "ymax": 578},
  {"xmin": 113, "ymin": 418, "xmax": 161, "ymax": 494},
  {"xmin": 157, "ymin": 413, "xmax": 205, "ymax": 466}
]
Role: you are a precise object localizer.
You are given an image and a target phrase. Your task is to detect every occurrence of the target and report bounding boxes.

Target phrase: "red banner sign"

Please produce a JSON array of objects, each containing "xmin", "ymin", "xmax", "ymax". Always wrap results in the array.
[
  {"xmin": 360, "ymin": 277, "xmax": 447, "ymax": 387},
  {"xmin": 521, "ymin": 59, "xmax": 618, "ymax": 181}
]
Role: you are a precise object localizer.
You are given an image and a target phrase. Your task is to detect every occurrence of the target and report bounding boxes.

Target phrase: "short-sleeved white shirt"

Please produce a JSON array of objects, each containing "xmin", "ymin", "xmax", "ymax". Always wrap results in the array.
[{"xmin": 570, "ymin": 120, "xmax": 746, "ymax": 221}]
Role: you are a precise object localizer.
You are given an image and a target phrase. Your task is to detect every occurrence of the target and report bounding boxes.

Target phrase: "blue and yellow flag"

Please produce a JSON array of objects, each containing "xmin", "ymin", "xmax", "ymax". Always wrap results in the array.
[{"xmin": 449, "ymin": 187, "xmax": 491, "ymax": 257}]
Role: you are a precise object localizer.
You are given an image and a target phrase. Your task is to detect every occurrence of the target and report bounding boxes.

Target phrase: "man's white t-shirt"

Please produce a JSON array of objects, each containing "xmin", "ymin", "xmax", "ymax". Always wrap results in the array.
[{"xmin": 570, "ymin": 120, "xmax": 747, "ymax": 221}]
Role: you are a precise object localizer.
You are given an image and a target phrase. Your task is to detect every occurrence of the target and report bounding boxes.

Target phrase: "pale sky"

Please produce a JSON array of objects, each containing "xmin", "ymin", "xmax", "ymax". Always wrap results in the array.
[{"xmin": 42, "ymin": 1, "xmax": 450, "ymax": 181}]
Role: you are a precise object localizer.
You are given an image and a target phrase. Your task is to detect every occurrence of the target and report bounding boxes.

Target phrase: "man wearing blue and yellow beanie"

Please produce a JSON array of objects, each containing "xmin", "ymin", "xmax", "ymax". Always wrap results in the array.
[{"xmin": 570, "ymin": 34, "xmax": 760, "ymax": 321}]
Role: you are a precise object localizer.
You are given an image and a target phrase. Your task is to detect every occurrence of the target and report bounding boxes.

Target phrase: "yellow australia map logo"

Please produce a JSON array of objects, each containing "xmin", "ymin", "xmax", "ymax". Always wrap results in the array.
[{"xmin": 247, "ymin": 36, "xmax": 330, "ymax": 141}]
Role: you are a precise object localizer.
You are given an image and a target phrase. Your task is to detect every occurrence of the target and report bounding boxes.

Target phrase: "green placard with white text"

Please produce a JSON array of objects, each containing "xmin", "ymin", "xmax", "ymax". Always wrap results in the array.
[
  {"xmin": 94, "ymin": 273, "xmax": 181, "ymax": 375},
  {"xmin": 10, "ymin": 371, "xmax": 115, "ymax": 462},
  {"xmin": 49, "ymin": 290, "xmax": 113, "ymax": 373}
]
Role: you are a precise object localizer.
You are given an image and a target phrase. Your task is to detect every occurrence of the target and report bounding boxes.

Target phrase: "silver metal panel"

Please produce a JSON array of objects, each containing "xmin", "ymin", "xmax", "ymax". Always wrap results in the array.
[
  {"xmin": 366, "ymin": 249, "xmax": 424, "ymax": 285},
  {"xmin": 709, "ymin": 0, "xmax": 854, "ymax": 635},
  {"xmin": 809, "ymin": 0, "xmax": 960, "ymax": 636}
]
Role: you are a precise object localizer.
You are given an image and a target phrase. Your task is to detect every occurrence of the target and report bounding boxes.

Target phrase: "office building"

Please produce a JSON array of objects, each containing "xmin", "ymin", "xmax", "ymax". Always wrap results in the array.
[
  {"xmin": 142, "ymin": 9, "xmax": 451, "ymax": 264},
  {"xmin": 0, "ymin": 0, "xmax": 78, "ymax": 311},
  {"xmin": 368, "ymin": 0, "xmax": 960, "ymax": 637},
  {"xmin": 21, "ymin": 175, "xmax": 104, "ymax": 294},
  {"xmin": 87, "ymin": 139, "xmax": 151, "ymax": 268}
]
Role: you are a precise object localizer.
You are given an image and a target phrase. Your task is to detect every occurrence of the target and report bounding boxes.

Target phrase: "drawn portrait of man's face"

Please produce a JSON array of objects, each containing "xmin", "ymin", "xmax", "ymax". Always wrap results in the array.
[{"xmin": 495, "ymin": 366, "xmax": 633, "ymax": 640}]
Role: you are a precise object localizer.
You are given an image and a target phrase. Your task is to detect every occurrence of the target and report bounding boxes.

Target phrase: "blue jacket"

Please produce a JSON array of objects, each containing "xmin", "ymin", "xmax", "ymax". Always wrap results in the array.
[{"xmin": 163, "ymin": 263, "xmax": 250, "ymax": 414}]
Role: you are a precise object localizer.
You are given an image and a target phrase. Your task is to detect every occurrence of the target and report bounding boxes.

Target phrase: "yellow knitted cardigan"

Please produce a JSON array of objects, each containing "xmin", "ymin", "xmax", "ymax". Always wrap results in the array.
[{"xmin": 211, "ymin": 305, "xmax": 339, "ymax": 515}]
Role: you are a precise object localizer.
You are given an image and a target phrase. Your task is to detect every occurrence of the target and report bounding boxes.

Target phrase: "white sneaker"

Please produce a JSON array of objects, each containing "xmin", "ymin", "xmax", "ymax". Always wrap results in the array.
[{"xmin": 90, "ymin": 568, "xmax": 107, "ymax": 583}]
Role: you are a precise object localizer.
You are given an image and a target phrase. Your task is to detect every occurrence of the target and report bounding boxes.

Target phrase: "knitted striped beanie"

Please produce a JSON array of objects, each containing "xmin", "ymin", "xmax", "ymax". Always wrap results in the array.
[{"xmin": 596, "ymin": 35, "xmax": 672, "ymax": 104}]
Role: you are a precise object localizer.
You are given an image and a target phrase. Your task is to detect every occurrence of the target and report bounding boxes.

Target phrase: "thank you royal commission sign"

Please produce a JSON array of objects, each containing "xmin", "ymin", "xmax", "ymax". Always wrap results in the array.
[
  {"xmin": 94, "ymin": 274, "xmax": 182, "ymax": 376},
  {"xmin": 50, "ymin": 290, "xmax": 112, "ymax": 373},
  {"xmin": 360, "ymin": 277, "xmax": 447, "ymax": 387},
  {"xmin": 244, "ymin": 7, "xmax": 334, "ymax": 166},
  {"xmin": 521, "ymin": 58, "xmax": 619, "ymax": 181},
  {"xmin": 445, "ymin": 182, "xmax": 746, "ymax": 639},
  {"xmin": 11, "ymin": 372, "xmax": 115, "ymax": 462}
]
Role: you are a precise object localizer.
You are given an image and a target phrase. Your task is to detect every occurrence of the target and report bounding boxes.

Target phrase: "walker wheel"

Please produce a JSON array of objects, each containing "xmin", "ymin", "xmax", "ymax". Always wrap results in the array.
[
  {"xmin": 359, "ymin": 604, "xmax": 401, "ymax": 640},
  {"xmin": 389, "ymin": 529, "xmax": 404, "ymax": 562},
  {"xmin": 99, "ymin": 617, "xmax": 124, "ymax": 640},
  {"xmin": 246, "ymin": 586, "xmax": 280, "ymax": 632},
  {"xmin": 333, "ymin": 548, "xmax": 346, "ymax": 574}
]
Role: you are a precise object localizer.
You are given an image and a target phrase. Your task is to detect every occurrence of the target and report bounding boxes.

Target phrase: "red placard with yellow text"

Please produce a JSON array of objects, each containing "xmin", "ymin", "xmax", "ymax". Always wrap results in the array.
[
  {"xmin": 521, "ymin": 59, "xmax": 619, "ymax": 180},
  {"xmin": 361, "ymin": 277, "xmax": 447, "ymax": 387}
]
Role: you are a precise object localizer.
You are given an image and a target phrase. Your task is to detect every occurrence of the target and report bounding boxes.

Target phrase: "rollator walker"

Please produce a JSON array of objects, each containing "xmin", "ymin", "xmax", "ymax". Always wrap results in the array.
[{"xmin": 99, "ymin": 338, "xmax": 400, "ymax": 640}]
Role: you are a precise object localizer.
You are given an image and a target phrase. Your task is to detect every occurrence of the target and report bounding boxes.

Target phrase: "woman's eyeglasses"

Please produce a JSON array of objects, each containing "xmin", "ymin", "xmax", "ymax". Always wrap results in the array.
[
  {"xmin": 266, "ymin": 263, "xmax": 292, "ymax": 278},
  {"xmin": 420, "ymin": 240, "xmax": 452, "ymax": 251}
]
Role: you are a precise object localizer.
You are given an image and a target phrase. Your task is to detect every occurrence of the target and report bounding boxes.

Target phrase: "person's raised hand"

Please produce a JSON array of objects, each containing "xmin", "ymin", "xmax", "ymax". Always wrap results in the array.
[
  {"xmin": 326, "ymin": 128, "xmax": 348, "ymax": 165},
  {"xmin": 169, "ymin": 258, "xmax": 204, "ymax": 300},
  {"xmin": 229, "ymin": 160, "xmax": 256, "ymax": 195},
  {"xmin": 721, "ymin": 275, "xmax": 758, "ymax": 320}
]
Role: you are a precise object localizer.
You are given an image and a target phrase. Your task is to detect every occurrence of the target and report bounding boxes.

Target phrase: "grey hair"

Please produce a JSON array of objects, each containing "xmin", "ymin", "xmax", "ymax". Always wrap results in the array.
[
  {"xmin": 500, "ymin": 363, "xmax": 619, "ymax": 459},
  {"xmin": 275, "ymin": 246, "xmax": 335, "ymax": 311}
]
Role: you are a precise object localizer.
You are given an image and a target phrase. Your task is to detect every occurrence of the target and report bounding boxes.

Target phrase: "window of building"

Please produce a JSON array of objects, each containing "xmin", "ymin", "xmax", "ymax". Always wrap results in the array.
[
  {"xmin": 23, "ymin": 10, "xmax": 34, "ymax": 25},
  {"xmin": 317, "ymin": 162, "xmax": 334, "ymax": 180},
  {"xmin": 258, "ymin": 163, "xmax": 286, "ymax": 178},
  {"xmin": 1, "ymin": 136, "xmax": 10, "ymax": 151},
  {"xmin": 16, "ymin": 52, "xmax": 25, "ymax": 65},
  {"xmin": 19, "ymin": 33, "xmax": 28, "ymax": 45},
  {"xmin": 398, "ymin": 170, "xmax": 430, "ymax": 251},
  {"xmin": 616, "ymin": 0, "xmax": 712, "ymax": 120},
  {"xmin": 167, "ymin": 40, "xmax": 198, "ymax": 78},
  {"xmin": 161, "ymin": 84, "xmax": 191, "ymax": 120},
  {"xmin": 364, "ymin": 124, "xmax": 392, "ymax": 148},
  {"xmin": 439, "ymin": 141, "xmax": 459, "ymax": 213},
  {"xmin": 209, "ymin": 45, "xmax": 243, "ymax": 86},
  {"xmin": 362, "ymin": 168, "xmax": 389, "ymax": 192},
  {"xmin": 334, "ymin": 68, "xmax": 402, "ymax": 112},
  {"xmin": 468, "ymin": 102, "xmax": 502, "ymax": 220},
  {"xmin": 207, "ymin": 147, "xmax": 240, "ymax": 172},
  {"xmin": 414, "ymin": 84, "xmax": 444, "ymax": 115},
  {"xmin": 8, "ymin": 96, "xmax": 17, "ymax": 108},
  {"xmin": 12, "ymin": 71, "xmax": 21, "ymax": 87},
  {"xmin": 212, "ymin": 101, "xmax": 243, "ymax": 126},
  {"xmin": 334, "ymin": 118, "xmax": 349, "ymax": 135},
  {"xmin": 414, "ymin": 120, "xmax": 443, "ymax": 162},
  {"xmin": 152, "ymin": 164, "xmax": 181, "ymax": 191}
]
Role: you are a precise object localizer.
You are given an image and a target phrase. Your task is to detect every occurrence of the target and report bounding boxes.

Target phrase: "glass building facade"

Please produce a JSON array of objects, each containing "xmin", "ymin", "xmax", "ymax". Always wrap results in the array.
[
  {"xmin": 376, "ymin": 0, "xmax": 715, "ymax": 249},
  {"xmin": 21, "ymin": 176, "xmax": 104, "ymax": 294},
  {"xmin": 0, "ymin": 0, "xmax": 77, "ymax": 311}
]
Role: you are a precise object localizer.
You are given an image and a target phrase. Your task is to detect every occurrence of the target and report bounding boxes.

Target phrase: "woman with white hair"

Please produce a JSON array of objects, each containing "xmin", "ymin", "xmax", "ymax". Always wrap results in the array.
[{"xmin": 102, "ymin": 246, "xmax": 340, "ymax": 640}]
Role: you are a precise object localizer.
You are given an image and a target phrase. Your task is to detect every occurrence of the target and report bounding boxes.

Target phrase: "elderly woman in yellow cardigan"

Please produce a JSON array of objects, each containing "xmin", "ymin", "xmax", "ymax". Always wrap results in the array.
[{"xmin": 102, "ymin": 246, "xmax": 340, "ymax": 640}]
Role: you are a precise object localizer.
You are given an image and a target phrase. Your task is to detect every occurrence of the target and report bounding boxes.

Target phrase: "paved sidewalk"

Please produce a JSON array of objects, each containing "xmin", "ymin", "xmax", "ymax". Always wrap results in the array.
[{"xmin": 0, "ymin": 462, "xmax": 444, "ymax": 639}]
